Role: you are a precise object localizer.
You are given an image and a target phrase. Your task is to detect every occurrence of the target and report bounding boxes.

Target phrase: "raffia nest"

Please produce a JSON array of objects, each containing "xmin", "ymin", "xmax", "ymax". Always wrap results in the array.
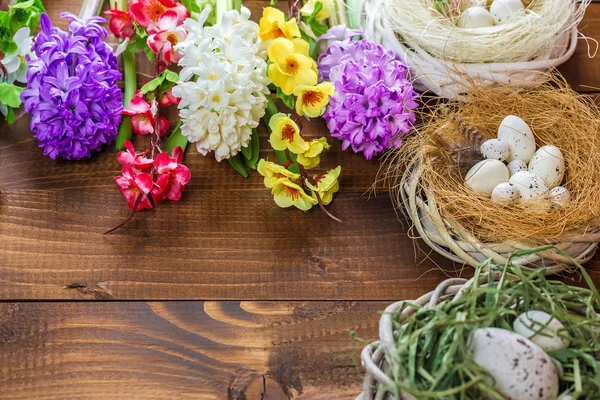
[
  {"xmin": 384, "ymin": 76, "xmax": 600, "ymax": 271},
  {"xmin": 360, "ymin": 0, "xmax": 589, "ymax": 99}
]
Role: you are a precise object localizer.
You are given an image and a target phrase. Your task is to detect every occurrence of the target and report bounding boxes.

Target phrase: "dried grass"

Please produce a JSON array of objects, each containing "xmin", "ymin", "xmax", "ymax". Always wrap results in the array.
[{"xmin": 384, "ymin": 75, "xmax": 600, "ymax": 243}]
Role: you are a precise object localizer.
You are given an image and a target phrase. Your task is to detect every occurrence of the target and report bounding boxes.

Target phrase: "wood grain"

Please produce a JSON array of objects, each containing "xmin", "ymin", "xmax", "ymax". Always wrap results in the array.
[
  {"xmin": 2, "ymin": 2, "xmax": 600, "ymax": 300},
  {"xmin": 0, "ymin": 301, "xmax": 384, "ymax": 399}
]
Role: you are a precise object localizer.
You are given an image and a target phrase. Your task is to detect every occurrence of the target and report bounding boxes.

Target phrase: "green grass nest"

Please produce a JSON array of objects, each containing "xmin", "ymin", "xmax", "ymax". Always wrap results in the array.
[{"xmin": 383, "ymin": 247, "xmax": 600, "ymax": 399}]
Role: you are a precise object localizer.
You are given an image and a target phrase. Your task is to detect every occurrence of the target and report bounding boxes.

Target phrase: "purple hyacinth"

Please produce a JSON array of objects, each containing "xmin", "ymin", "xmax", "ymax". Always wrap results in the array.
[
  {"xmin": 21, "ymin": 13, "xmax": 122, "ymax": 160},
  {"xmin": 319, "ymin": 29, "xmax": 419, "ymax": 159}
]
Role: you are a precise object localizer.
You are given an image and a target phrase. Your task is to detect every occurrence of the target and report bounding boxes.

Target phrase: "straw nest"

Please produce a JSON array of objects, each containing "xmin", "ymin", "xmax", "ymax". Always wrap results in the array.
[
  {"xmin": 384, "ymin": 76, "xmax": 600, "ymax": 269},
  {"xmin": 369, "ymin": 0, "xmax": 587, "ymax": 64}
]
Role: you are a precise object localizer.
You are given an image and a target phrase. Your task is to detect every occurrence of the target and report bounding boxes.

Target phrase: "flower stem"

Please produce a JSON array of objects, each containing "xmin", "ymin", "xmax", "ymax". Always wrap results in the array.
[
  {"xmin": 104, "ymin": 192, "xmax": 144, "ymax": 235},
  {"xmin": 346, "ymin": 0, "xmax": 360, "ymax": 29},
  {"xmin": 115, "ymin": 0, "xmax": 137, "ymax": 150}
]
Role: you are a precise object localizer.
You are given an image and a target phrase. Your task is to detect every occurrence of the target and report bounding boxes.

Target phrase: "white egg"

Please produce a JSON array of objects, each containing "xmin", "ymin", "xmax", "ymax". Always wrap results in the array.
[
  {"xmin": 481, "ymin": 139, "xmax": 510, "ymax": 161},
  {"xmin": 457, "ymin": 7, "xmax": 495, "ymax": 28},
  {"xmin": 549, "ymin": 186, "xmax": 570, "ymax": 206},
  {"xmin": 491, "ymin": 182, "xmax": 519, "ymax": 204},
  {"xmin": 509, "ymin": 171, "xmax": 548, "ymax": 201},
  {"xmin": 513, "ymin": 311, "xmax": 570, "ymax": 352},
  {"xmin": 465, "ymin": 159, "xmax": 510, "ymax": 196},
  {"xmin": 459, "ymin": 0, "xmax": 488, "ymax": 11},
  {"xmin": 507, "ymin": 159, "xmax": 527, "ymax": 176},
  {"xmin": 528, "ymin": 145, "xmax": 565, "ymax": 189},
  {"xmin": 469, "ymin": 328, "xmax": 559, "ymax": 400},
  {"xmin": 497, "ymin": 115, "xmax": 536, "ymax": 163},
  {"xmin": 490, "ymin": 0, "xmax": 525, "ymax": 25}
]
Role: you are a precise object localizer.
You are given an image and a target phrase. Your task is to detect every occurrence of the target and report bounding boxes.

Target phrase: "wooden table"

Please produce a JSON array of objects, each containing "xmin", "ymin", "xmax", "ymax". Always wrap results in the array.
[{"xmin": 1, "ymin": 2, "xmax": 600, "ymax": 399}]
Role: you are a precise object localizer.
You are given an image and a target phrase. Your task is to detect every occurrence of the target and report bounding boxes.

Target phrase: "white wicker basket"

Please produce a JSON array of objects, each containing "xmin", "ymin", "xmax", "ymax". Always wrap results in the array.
[
  {"xmin": 356, "ymin": 270, "xmax": 599, "ymax": 399},
  {"xmin": 359, "ymin": 0, "xmax": 583, "ymax": 100}
]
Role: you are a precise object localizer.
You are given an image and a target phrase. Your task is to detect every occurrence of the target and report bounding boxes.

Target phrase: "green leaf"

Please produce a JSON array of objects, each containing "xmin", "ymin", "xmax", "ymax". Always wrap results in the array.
[
  {"xmin": 246, "ymin": 129, "xmax": 260, "ymax": 170},
  {"xmin": 241, "ymin": 141, "xmax": 252, "ymax": 161},
  {"xmin": 228, "ymin": 154, "xmax": 249, "ymax": 178},
  {"xmin": 308, "ymin": 19, "xmax": 328, "ymax": 38},
  {"xmin": 126, "ymin": 35, "xmax": 148, "ymax": 53},
  {"xmin": 276, "ymin": 87, "xmax": 295, "ymax": 111},
  {"xmin": 0, "ymin": 83, "xmax": 24, "ymax": 108},
  {"xmin": 305, "ymin": 1, "xmax": 323, "ymax": 24},
  {"xmin": 164, "ymin": 69, "xmax": 179, "ymax": 83},
  {"xmin": 143, "ymin": 46, "xmax": 156, "ymax": 63},
  {"xmin": 5, "ymin": 106, "xmax": 15, "ymax": 124},
  {"xmin": 164, "ymin": 121, "xmax": 188, "ymax": 154},
  {"xmin": 140, "ymin": 74, "xmax": 165, "ymax": 94}
]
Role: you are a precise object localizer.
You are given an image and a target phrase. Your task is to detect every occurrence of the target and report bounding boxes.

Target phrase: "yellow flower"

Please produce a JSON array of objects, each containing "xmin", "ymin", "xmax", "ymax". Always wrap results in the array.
[
  {"xmin": 306, "ymin": 166, "xmax": 341, "ymax": 205},
  {"xmin": 272, "ymin": 179, "xmax": 317, "ymax": 211},
  {"xmin": 257, "ymin": 159, "xmax": 300, "ymax": 188},
  {"xmin": 300, "ymin": 0, "xmax": 330, "ymax": 21},
  {"xmin": 294, "ymin": 82, "xmax": 335, "ymax": 118},
  {"xmin": 296, "ymin": 137, "xmax": 330, "ymax": 169},
  {"xmin": 268, "ymin": 113, "xmax": 310, "ymax": 154},
  {"xmin": 267, "ymin": 38, "xmax": 318, "ymax": 95},
  {"xmin": 259, "ymin": 7, "xmax": 301, "ymax": 41}
]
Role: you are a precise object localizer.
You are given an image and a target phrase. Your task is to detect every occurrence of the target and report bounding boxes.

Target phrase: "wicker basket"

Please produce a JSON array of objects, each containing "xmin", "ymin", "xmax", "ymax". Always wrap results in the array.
[
  {"xmin": 358, "ymin": 276, "xmax": 478, "ymax": 400},
  {"xmin": 399, "ymin": 160, "xmax": 600, "ymax": 273},
  {"xmin": 359, "ymin": 0, "xmax": 583, "ymax": 100}
]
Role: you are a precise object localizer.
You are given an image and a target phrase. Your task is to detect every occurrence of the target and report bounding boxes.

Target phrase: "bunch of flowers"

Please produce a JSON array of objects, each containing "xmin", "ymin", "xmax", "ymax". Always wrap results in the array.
[
  {"xmin": 21, "ymin": 13, "xmax": 122, "ymax": 160},
  {"xmin": 0, "ymin": 0, "xmax": 45, "ymax": 123},
  {"xmin": 258, "ymin": 112, "xmax": 341, "ymax": 218},
  {"xmin": 318, "ymin": 28, "xmax": 419, "ymax": 159},
  {"xmin": 111, "ymin": 140, "xmax": 190, "ymax": 219},
  {"xmin": 172, "ymin": 6, "xmax": 270, "ymax": 163},
  {"xmin": 256, "ymin": 4, "xmax": 341, "ymax": 219},
  {"xmin": 104, "ymin": 0, "xmax": 192, "ymax": 231}
]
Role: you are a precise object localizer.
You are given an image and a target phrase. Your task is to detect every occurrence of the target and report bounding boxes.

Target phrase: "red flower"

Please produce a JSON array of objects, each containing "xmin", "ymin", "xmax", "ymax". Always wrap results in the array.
[
  {"xmin": 122, "ymin": 91, "xmax": 169, "ymax": 136},
  {"xmin": 151, "ymin": 146, "xmax": 191, "ymax": 203},
  {"xmin": 147, "ymin": 10, "xmax": 187, "ymax": 64},
  {"xmin": 130, "ymin": 0, "xmax": 189, "ymax": 29},
  {"xmin": 159, "ymin": 88, "xmax": 180, "ymax": 107},
  {"xmin": 117, "ymin": 140, "xmax": 154, "ymax": 171},
  {"xmin": 105, "ymin": 4, "xmax": 134, "ymax": 40},
  {"xmin": 115, "ymin": 166, "xmax": 154, "ymax": 210}
]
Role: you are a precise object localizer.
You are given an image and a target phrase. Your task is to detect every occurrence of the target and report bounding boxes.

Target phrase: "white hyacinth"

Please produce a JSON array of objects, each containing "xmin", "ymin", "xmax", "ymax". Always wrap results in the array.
[{"xmin": 173, "ymin": 6, "xmax": 270, "ymax": 161}]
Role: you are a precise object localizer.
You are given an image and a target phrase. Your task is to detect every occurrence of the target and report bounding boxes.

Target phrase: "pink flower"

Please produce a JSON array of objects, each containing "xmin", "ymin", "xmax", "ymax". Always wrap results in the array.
[
  {"xmin": 117, "ymin": 140, "xmax": 154, "ymax": 171},
  {"xmin": 122, "ymin": 91, "xmax": 169, "ymax": 136},
  {"xmin": 115, "ymin": 166, "xmax": 154, "ymax": 210},
  {"xmin": 151, "ymin": 146, "xmax": 191, "ymax": 203},
  {"xmin": 147, "ymin": 10, "xmax": 187, "ymax": 64},
  {"xmin": 104, "ymin": 5, "xmax": 134, "ymax": 40},
  {"xmin": 130, "ymin": 0, "xmax": 188, "ymax": 29},
  {"xmin": 159, "ymin": 88, "xmax": 180, "ymax": 107}
]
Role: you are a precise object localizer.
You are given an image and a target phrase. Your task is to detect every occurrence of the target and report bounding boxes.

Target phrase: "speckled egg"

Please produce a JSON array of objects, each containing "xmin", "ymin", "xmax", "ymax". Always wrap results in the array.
[
  {"xmin": 469, "ymin": 328, "xmax": 559, "ymax": 400},
  {"xmin": 481, "ymin": 139, "xmax": 510, "ymax": 161},
  {"xmin": 528, "ymin": 145, "xmax": 565, "ymax": 189},
  {"xmin": 497, "ymin": 115, "xmax": 536, "ymax": 163},
  {"xmin": 491, "ymin": 182, "xmax": 519, "ymax": 205},
  {"xmin": 490, "ymin": 0, "xmax": 525, "ymax": 25},
  {"xmin": 457, "ymin": 7, "xmax": 495, "ymax": 28},
  {"xmin": 465, "ymin": 159, "xmax": 510, "ymax": 196},
  {"xmin": 509, "ymin": 171, "xmax": 548, "ymax": 201},
  {"xmin": 549, "ymin": 186, "xmax": 570, "ymax": 206},
  {"xmin": 507, "ymin": 159, "xmax": 527, "ymax": 176},
  {"xmin": 513, "ymin": 310, "xmax": 570, "ymax": 352}
]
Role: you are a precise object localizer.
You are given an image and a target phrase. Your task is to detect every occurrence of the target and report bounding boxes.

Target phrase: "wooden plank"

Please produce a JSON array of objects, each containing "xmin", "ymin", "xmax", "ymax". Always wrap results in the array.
[
  {"xmin": 0, "ymin": 301, "xmax": 385, "ymax": 399},
  {"xmin": 2, "ymin": 2, "xmax": 600, "ymax": 301}
]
